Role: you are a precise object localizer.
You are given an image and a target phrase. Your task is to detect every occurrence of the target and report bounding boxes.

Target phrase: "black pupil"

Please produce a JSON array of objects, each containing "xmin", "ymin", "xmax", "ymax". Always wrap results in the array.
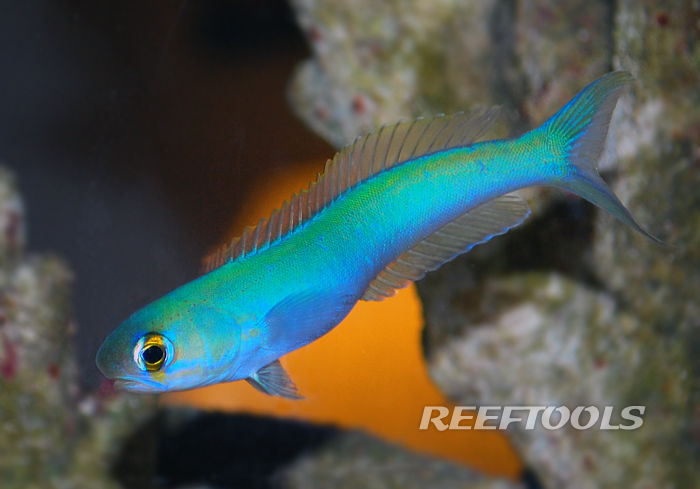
[{"xmin": 142, "ymin": 345, "xmax": 164, "ymax": 365}]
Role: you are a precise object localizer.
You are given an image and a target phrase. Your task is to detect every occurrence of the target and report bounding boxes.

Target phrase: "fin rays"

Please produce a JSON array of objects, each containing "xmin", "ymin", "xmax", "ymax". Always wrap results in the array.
[
  {"xmin": 202, "ymin": 107, "xmax": 501, "ymax": 273},
  {"xmin": 361, "ymin": 194, "xmax": 531, "ymax": 301},
  {"xmin": 246, "ymin": 359, "xmax": 303, "ymax": 400}
]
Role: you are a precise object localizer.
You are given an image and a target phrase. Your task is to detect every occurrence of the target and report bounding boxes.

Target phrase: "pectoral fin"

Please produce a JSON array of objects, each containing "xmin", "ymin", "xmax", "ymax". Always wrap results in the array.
[
  {"xmin": 262, "ymin": 290, "xmax": 355, "ymax": 353},
  {"xmin": 246, "ymin": 359, "xmax": 304, "ymax": 400}
]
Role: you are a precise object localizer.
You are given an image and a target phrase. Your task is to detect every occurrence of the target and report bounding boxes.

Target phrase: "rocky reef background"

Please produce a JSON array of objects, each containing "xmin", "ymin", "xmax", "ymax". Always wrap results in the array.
[
  {"xmin": 0, "ymin": 167, "xmax": 157, "ymax": 488},
  {"xmin": 287, "ymin": 0, "xmax": 700, "ymax": 487},
  {"xmin": 2, "ymin": 0, "xmax": 699, "ymax": 488}
]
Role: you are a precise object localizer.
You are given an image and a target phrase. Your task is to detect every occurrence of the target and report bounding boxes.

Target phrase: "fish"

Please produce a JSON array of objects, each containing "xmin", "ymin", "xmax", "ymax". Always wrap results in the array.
[{"xmin": 96, "ymin": 71, "xmax": 663, "ymax": 398}]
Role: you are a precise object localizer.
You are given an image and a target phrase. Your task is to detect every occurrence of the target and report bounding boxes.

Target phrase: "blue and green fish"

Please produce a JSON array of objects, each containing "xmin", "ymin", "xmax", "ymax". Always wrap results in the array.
[{"xmin": 97, "ymin": 72, "xmax": 662, "ymax": 398}]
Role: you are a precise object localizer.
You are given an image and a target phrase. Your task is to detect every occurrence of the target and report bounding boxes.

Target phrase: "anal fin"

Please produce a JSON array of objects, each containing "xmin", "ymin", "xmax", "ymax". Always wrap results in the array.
[
  {"xmin": 246, "ymin": 359, "xmax": 304, "ymax": 400},
  {"xmin": 362, "ymin": 193, "xmax": 531, "ymax": 301}
]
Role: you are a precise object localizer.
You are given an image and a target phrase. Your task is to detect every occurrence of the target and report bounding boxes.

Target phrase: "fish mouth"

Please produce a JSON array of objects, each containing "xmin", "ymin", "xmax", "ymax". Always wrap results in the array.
[{"xmin": 113, "ymin": 378, "xmax": 166, "ymax": 393}]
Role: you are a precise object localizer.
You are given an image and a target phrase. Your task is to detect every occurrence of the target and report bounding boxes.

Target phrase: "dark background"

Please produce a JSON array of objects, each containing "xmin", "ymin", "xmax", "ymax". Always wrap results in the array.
[{"xmin": 0, "ymin": 0, "xmax": 332, "ymax": 387}]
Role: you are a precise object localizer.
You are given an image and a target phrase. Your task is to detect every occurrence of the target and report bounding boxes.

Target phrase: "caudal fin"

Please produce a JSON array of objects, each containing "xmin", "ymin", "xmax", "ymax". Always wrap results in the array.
[{"xmin": 543, "ymin": 71, "xmax": 665, "ymax": 245}]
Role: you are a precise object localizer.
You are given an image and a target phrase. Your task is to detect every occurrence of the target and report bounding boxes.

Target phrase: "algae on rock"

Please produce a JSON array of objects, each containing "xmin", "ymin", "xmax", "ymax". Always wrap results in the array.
[
  {"xmin": 288, "ymin": 0, "xmax": 504, "ymax": 149},
  {"xmin": 430, "ymin": 273, "xmax": 690, "ymax": 487},
  {"xmin": 0, "ymin": 166, "xmax": 157, "ymax": 489}
]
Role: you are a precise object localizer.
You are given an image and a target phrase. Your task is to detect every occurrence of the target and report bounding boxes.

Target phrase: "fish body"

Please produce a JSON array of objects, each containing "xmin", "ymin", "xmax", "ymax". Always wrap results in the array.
[{"xmin": 97, "ymin": 72, "xmax": 662, "ymax": 397}]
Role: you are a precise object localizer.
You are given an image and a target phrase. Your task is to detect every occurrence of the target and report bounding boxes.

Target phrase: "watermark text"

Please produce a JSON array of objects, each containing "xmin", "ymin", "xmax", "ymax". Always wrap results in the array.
[{"xmin": 419, "ymin": 406, "xmax": 645, "ymax": 430}]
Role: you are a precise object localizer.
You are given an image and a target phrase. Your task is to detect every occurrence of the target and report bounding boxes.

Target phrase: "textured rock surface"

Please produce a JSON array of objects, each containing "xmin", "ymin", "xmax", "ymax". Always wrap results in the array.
[
  {"xmin": 0, "ymin": 166, "xmax": 157, "ymax": 488},
  {"xmin": 288, "ymin": 0, "xmax": 502, "ymax": 149},
  {"xmin": 514, "ymin": 0, "xmax": 612, "ymax": 126},
  {"xmin": 430, "ymin": 273, "xmax": 690, "ymax": 487},
  {"xmin": 280, "ymin": 430, "xmax": 523, "ymax": 489},
  {"xmin": 602, "ymin": 1, "xmax": 700, "ymax": 350}
]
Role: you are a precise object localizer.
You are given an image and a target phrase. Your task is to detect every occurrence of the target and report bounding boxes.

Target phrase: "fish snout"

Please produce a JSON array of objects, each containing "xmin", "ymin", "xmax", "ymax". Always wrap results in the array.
[
  {"xmin": 95, "ymin": 333, "xmax": 128, "ymax": 380},
  {"xmin": 95, "ymin": 340, "xmax": 113, "ymax": 379}
]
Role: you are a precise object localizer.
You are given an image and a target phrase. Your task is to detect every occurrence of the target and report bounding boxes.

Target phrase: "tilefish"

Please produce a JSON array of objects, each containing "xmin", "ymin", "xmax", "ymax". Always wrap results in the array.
[{"xmin": 97, "ymin": 72, "xmax": 662, "ymax": 398}]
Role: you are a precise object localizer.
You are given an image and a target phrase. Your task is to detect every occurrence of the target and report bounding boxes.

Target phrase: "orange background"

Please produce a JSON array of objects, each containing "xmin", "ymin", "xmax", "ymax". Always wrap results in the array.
[{"xmin": 162, "ymin": 161, "xmax": 522, "ymax": 478}]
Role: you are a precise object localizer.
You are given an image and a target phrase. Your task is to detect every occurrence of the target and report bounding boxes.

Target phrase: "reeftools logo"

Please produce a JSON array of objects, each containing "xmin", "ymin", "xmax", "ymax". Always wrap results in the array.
[{"xmin": 419, "ymin": 406, "xmax": 645, "ymax": 431}]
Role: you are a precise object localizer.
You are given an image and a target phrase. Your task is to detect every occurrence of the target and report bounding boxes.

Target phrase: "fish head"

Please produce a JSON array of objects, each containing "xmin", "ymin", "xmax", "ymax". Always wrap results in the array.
[{"xmin": 96, "ymin": 293, "xmax": 242, "ymax": 393}]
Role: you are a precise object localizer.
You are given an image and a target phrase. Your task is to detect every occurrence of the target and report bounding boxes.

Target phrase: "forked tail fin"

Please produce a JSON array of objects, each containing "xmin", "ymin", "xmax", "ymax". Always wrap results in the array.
[{"xmin": 541, "ymin": 71, "xmax": 665, "ymax": 245}]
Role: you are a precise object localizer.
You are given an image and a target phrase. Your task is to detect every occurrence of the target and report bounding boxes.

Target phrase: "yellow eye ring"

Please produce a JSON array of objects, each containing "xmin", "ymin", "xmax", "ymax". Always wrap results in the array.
[{"xmin": 134, "ymin": 333, "xmax": 173, "ymax": 372}]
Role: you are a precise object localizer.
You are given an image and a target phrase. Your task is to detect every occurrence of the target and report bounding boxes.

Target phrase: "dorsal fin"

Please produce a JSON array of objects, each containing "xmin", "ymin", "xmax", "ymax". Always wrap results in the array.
[
  {"xmin": 361, "ymin": 194, "xmax": 531, "ymax": 301},
  {"xmin": 202, "ymin": 107, "xmax": 502, "ymax": 274}
]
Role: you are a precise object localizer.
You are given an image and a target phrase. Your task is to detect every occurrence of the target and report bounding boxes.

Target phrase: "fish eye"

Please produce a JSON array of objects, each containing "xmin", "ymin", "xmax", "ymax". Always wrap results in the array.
[{"xmin": 134, "ymin": 333, "xmax": 173, "ymax": 372}]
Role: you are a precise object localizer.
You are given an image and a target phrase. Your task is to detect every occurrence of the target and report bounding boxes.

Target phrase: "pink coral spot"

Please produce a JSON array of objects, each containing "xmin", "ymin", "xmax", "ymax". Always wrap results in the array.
[
  {"xmin": 48, "ymin": 363, "xmax": 60, "ymax": 380},
  {"xmin": 656, "ymin": 12, "xmax": 670, "ymax": 27},
  {"xmin": 352, "ymin": 95, "xmax": 366, "ymax": 115},
  {"xmin": 0, "ymin": 332, "xmax": 18, "ymax": 381},
  {"xmin": 314, "ymin": 107, "xmax": 328, "ymax": 121},
  {"xmin": 98, "ymin": 378, "xmax": 118, "ymax": 399},
  {"xmin": 308, "ymin": 27, "xmax": 322, "ymax": 42},
  {"xmin": 6, "ymin": 210, "xmax": 21, "ymax": 249}
]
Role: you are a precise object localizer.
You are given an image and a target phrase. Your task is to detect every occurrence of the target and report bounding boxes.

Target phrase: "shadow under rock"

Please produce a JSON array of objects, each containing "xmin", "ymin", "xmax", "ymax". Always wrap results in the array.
[{"xmin": 113, "ymin": 410, "xmax": 340, "ymax": 489}]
